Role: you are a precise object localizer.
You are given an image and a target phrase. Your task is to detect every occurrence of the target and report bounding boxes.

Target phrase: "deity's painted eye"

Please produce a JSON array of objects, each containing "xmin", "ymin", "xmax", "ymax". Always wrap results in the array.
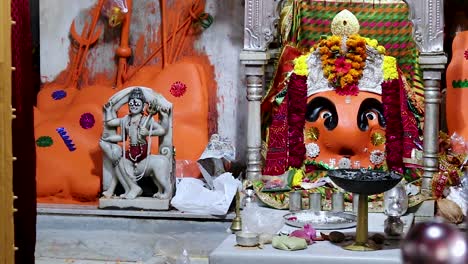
[
  {"xmin": 306, "ymin": 97, "xmax": 338, "ymax": 130},
  {"xmin": 129, "ymin": 99, "xmax": 142, "ymax": 107},
  {"xmin": 365, "ymin": 112, "xmax": 377, "ymax": 120},
  {"xmin": 357, "ymin": 98, "xmax": 385, "ymax": 131},
  {"xmin": 321, "ymin": 111, "xmax": 332, "ymax": 119}
]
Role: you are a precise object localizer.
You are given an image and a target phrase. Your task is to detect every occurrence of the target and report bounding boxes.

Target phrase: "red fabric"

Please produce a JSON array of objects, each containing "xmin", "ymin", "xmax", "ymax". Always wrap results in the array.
[
  {"xmin": 11, "ymin": 0, "xmax": 37, "ymax": 263},
  {"xmin": 400, "ymin": 77, "xmax": 423, "ymax": 166},
  {"xmin": 263, "ymin": 98, "xmax": 289, "ymax": 175},
  {"xmin": 261, "ymin": 45, "xmax": 302, "ymax": 114},
  {"xmin": 262, "ymin": 45, "xmax": 302, "ymax": 175},
  {"xmin": 126, "ymin": 144, "xmax": 148, "ymax": 163}
]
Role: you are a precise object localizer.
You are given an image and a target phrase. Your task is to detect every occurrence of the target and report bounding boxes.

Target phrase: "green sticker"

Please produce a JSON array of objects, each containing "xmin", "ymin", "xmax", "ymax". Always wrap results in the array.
[{"xmin": 36, "ymin": 136, "xmax": 53, "ymax": 147}]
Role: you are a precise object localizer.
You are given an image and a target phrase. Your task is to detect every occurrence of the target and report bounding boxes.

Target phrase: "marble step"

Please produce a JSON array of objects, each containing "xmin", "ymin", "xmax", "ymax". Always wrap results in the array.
[{"xmin": 36, "ymin": 205, "xmax": 233, "ymax": 263}]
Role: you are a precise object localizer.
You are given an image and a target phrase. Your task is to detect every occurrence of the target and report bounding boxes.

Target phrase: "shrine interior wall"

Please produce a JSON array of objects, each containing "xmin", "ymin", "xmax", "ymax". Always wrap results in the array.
[{"xmin": 39, "ymin": 0, "xmax": 247, "ymax": 160}]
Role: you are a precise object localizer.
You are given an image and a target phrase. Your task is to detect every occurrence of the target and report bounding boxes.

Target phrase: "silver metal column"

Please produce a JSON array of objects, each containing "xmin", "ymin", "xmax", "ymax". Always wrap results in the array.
[
  {"xmin": 406, "ymin": 0, "xmax": 447, "ymax": 193},
  {"xmin": 240, "ymin": 53, "xmax": 268, "ymax": 180},
  {"xmin": 419, "ymin": 54, "xmax": 447, "ymax": 191},
  {"xmin": 241, "ymin": 0, "xmax": 278, "ymax": 180}
]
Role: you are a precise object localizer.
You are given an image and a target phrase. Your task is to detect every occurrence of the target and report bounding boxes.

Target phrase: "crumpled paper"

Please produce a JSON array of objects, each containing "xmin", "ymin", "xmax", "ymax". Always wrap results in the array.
[
  {"xmin": 197, "ymin": 134, "xmax": 236, "ymax": 189},
  {"xmin": 170, "ymin": 172, "xmax": 241, "ymax": 215}
]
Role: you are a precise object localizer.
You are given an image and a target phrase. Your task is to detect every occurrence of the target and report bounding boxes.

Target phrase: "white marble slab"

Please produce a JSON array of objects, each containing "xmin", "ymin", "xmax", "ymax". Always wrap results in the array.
[
  {"xmin": 37, "ymin": 203, "xmax": 235, "ymax": 220},
  {"xmin": 209, "ymin": 213, "xmax": 414, "ymax": 264},
  {"xmin": 99, "ymin": 197, "xmax": 171, "ymax": 210}
]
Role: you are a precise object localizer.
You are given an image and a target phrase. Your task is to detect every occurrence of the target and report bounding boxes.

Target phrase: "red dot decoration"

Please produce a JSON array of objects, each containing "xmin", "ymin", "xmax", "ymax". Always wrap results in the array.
[
  {"xmin": 464, "ymin": 49, "xmax": 468, "ymax": 60},
  {"xmin": 170, "ymin": 81, "xmax": 187, "ymax": 97}
]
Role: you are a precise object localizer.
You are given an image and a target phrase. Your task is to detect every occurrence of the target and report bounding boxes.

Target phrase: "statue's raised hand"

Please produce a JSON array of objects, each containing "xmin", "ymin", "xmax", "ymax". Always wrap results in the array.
[
  {"xmin": 103, "ymin": 101, "xmax": 114, "ymax": 111},
  {"xmin": 147, "ymin": 100, "xmax": 158, "ymax": 115}
]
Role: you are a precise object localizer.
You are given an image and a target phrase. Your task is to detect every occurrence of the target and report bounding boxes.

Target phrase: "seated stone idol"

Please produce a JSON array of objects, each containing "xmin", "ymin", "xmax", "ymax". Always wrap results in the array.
[
  {"xmin": 258, "ymin": 10, "xmax": 421, "ymax": 208},
  {"xmin": 99, "ymin": 86, "xmax": 175, "ymax": 209}
]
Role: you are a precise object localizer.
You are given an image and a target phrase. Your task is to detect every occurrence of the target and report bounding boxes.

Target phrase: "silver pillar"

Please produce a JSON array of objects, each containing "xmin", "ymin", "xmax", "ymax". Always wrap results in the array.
[
  {"xmin": 241, "ymin": 0, "xmax": 278, "ymax": 180},
  {"xmin": 240, "ymin": 51, "xmax": 269, "ymax": 180},
  {"xmin": 419, "ymin": 54, "xmax": 447, "ymax": 192},
  {"xmin": 406, "ymin": 0, "xmax": 446, "ymax": 194}
]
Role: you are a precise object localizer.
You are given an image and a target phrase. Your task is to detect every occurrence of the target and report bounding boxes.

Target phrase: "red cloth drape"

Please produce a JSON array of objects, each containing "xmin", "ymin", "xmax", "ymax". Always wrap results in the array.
[{"xmin": 11, "ymin": 0, "xmax": 37, "ymax": 263}]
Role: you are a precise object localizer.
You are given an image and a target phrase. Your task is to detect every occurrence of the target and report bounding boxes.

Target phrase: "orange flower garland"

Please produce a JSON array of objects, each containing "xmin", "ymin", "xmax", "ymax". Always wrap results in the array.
[{"xmin": 317, "ymin": 34, "xmax": 367, "ymax": 95}]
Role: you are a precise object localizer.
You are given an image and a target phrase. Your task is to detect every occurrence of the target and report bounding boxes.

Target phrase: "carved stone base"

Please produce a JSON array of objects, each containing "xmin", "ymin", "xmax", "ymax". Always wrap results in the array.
[{"xmin": 99, "ymin": 197, "xmax": 171, "ymax": 210}]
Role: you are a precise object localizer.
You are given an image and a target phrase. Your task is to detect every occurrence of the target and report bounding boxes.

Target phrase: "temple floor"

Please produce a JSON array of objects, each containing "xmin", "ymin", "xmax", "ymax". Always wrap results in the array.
[{"xmin": 35, "ymin": 204, "xmax": 233, "ymax": 264}]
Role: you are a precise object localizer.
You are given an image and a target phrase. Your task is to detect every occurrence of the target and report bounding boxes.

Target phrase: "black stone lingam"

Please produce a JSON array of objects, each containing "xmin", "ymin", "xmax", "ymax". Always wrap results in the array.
[{"xmin": 327, "ymin": 169, "xmax": 403, "ymax": 251}]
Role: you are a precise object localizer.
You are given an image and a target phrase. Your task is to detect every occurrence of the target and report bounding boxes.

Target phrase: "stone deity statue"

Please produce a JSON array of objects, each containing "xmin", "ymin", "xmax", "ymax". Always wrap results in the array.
[{"xmin": 99, "ymin": 86, "xmax": 175, "ymax": 209}]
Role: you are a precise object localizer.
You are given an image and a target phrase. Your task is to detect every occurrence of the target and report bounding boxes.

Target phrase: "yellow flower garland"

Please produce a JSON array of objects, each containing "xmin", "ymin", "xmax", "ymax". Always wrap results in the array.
[
  {"xmin": 364, "ymin": 37, "xmax": 386, "ymax": 54},
  {"xmin": 293, "ymin": 54, "xmax": 310, "ymax": 76},
  {"xmin": 383, "ymin": 55, "xmax": 398, "ymax": 81}
]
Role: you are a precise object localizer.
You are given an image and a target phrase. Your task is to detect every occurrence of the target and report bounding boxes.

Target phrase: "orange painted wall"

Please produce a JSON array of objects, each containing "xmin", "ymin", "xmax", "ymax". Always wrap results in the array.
[{"xmin": 36, "ymin": 0, "xmax": 215, "ymax": 204}]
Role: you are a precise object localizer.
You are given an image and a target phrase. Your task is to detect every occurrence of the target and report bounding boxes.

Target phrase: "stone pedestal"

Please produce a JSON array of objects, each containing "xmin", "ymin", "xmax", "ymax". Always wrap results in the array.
[{"xmin": 99, "ymin": 197, "xmax": 170, "ymax": 210}]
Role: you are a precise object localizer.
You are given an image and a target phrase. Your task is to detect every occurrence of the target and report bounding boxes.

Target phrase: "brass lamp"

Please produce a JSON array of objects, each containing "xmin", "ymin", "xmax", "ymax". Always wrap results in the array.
[
  {"xmin": 328, "ymin": 169, "xmax": 402, "ymax": 251},
  {"xmin": 230, "ymin": 188, "xmax": 242, "ymax": 232}
]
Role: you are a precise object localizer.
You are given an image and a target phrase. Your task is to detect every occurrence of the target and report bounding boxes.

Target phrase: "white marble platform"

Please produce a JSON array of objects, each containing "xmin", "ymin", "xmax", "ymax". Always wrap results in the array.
[
  {"xmin": 209, "ymin": 213, "xmax": 414, "ymax": 264},
  {"xmin": 38, "ymin": 203, "xmax": 234, "ymax": 219},
  {"xmin": 99, "ymin": 197, "xmax": 171, "ymax": 210},
  {"xmin": 36, "ymin": 210, "xmax": 231, "ymax": 263}
]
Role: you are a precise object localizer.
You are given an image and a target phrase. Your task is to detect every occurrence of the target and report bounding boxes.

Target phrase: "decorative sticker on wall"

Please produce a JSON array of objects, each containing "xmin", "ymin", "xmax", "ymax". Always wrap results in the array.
[
  {"xmin": 196, "ymin": 13, "xmax": 214, "ymax": 30},
  {"xmin": 452, "ymin": 79, "xmax": 468, "ymax": 89},
  {"xmin": 79, "ymin": 112, "xmax": 96, "ymax": 129},
  {"xmin": 169, "ymin": 81, "xmax": 187, "ymax": 97},
  {"xmin": 51, "ymin": 90, "xmax": 67, "ymax": 100},
  {"xmin": 36, "ymin": 136, "xmax": 54, "ymax": 147},
  {"xmin": 56, "ymin": 127, "xmax": 76, "ymax": 151}
]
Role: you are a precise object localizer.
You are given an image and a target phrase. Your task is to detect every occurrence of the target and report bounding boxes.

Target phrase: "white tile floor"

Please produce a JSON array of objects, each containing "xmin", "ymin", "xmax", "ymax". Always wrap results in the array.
[
  {"xmin": 35, "ymin": 258, "xmax": 138, "ymax": 264},
  {"xmin": 35, "ymin": 257, "xmax": 208, "ymax": 264}
]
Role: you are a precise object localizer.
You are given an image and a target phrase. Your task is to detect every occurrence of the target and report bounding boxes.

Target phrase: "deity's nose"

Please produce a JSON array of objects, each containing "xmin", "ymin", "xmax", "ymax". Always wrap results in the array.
[{"xmin": 327, "ymin": 118, "xmax": 364, "ymax": 156}]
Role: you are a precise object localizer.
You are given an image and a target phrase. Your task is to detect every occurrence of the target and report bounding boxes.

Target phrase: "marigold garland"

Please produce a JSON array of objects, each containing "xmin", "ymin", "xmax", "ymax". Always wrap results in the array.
[
  {"xmin": 383, "ymin": 56, "xmax": 398, "ymax": 81},
  {"xmin": 317, "ymin": 34, "xmax": 367, "ymax": 96},
  {"xmin": 293, "ymin": 54, "xmax": 310, "ymax": 76}
]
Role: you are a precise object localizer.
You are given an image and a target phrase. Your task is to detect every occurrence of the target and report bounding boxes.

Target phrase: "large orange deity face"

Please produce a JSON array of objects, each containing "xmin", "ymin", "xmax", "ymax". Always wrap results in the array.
[{"xmin": 304, "ymin": 91, "xmax": 386, "ymax": 169}]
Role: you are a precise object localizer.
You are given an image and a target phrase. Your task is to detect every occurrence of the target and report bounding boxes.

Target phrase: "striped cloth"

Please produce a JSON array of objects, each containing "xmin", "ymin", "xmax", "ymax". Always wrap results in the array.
[{"xmin": 296, "ymin": 1, "xmax": 424, "ymax": 117}]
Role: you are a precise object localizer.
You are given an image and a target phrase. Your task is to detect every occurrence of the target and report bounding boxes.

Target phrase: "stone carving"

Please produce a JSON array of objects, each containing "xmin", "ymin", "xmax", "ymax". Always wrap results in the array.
[
  {"xmin": 99, "ymin": 86, "xmax": 175, "ymax": 209},
  {"xmin": 244, "ymin": 0, "xmax": 280, "ymax": 51},
  {"xmin": 405, "ymin": 0, "xmax": 444, "ymax": 53}
]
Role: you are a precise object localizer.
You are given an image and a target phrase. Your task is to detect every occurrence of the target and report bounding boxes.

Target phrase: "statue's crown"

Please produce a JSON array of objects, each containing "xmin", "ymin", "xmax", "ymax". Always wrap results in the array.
[{"xmin": 129, "ymin": 87, "xmax": 146, "ymax": 103}]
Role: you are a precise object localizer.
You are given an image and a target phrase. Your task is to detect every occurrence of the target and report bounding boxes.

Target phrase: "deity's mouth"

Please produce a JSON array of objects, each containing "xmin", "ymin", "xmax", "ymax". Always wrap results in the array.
[{"xmin": 338, "ymin": 148, "xmax": 355, "ymax": 157}]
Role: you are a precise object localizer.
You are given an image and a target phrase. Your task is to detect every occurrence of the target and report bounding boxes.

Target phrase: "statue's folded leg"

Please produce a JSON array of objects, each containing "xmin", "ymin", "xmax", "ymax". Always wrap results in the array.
[
  {"xmin": 117, "ymin": 159, "xmax": 142, "ymax": 199},
  {"xmin": 102, "ymin": 176, "xmax": 117, "ymax": 198},
  {"xmin": 100, "ymin": 140, "xmax": 132, "ymax": 197},
  {"xmin": 146, "ymin": 155, "xmax": 172, "ymax": 199}
]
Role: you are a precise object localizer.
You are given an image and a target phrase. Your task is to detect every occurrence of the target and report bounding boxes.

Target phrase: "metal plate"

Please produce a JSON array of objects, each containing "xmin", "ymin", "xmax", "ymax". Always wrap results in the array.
[{"xmin": 284, "ymin": 210, "xmax": 357, "ymax": 229}]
